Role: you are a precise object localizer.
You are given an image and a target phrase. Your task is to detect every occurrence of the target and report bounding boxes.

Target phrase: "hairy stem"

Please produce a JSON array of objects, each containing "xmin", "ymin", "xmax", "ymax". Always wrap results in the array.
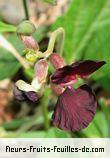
[{"xmin": 23, "ymin": 0, "xmax": 29, "ymax": 20}]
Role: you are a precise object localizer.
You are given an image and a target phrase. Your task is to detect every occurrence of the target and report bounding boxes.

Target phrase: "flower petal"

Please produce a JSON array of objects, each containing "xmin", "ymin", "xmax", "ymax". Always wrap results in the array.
[
  {"xmin": 71, "ymin": 60, "xmax": 106, "ymax": 77},
  {"xmin": 52, "ymin": 84, "xmax": 97, "ymax": 132},
  {"xmin": 14, "ymin": 86, "xmax": 39, "ymax": 102},
  {"xmin": 24, "ymin": 91, "xmax": 39, "ymax": 102},
  {"xmin": 15, "ymin": 80, "xmax": 35, "ymax": 92},
  {"xmin": 20, "ymin": 35, "xmax": 39, "ymax": 50},
  {"xmin": 13, "ymin": 86, "xmax": 26, "ymax": 101},
  {"xmin": 34, "ymin": 59, "xmax": 48, "ymax": 83},
  {"xmin": 31, "ymin": 78, "xmax": 42, "ymax": 91},
  {"xmin": 51, "ymin": 60, "xmax": 105, "ymax": 85},
  {"xmin": 51, "ymin": 65, "xmax": 73, "ymax": 84},
  {"xmin": 49, "ymin": 53, "xmax": 65, "ymax": 69}
]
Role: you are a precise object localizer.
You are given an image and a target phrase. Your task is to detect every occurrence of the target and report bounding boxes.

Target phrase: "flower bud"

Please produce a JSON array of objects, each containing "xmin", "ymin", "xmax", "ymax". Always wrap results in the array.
[
  {"xmin": 20, "ymin": 35, "xmax": 39, "ymax": 50},
  {"xmin": 34, "ymin": 59, "xmax": 48, "ymax": 84},
  {"xmin": 49, "ymin": 53, "xmax": 65, "ymax": 69},
  {"xmin": 25, "ymin": 50, "xmax": 38, "ymax": 62},
  {"xmin": 16, "ymin": 20, "xmax": 36, "ymax": 35}
]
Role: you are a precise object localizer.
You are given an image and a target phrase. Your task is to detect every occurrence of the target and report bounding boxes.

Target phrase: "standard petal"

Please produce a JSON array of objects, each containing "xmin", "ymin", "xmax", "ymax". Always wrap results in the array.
[
  {"xmin": 51, "ymin": 60, "xmax": 105, "ymax": 85},
  {"xmin": 71, "ymin": 60, "xmax": 106, "ymax": 77},
  {"xmin": 52, "ymin": 84, "xmax": 97, "ymax": 132}
]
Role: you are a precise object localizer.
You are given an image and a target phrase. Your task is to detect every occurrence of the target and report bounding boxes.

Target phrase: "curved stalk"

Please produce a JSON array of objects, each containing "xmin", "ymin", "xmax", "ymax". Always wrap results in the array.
[{"xmin": 38, "ymin": 27, "xmax": 65, "ymax": 58}]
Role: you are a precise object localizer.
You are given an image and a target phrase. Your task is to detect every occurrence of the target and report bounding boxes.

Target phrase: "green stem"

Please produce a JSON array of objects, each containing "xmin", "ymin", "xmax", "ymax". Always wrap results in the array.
[
  {"xmin": 38, "ymin": 27, "xmax": 65, "ymax": 58},
  {"xmin": 41, "ymin": 93, "xmax": 50, "ymax": 131},
  {"xmin": 23, "ymin": 0, "xmax": 29, "ymax": 20}
]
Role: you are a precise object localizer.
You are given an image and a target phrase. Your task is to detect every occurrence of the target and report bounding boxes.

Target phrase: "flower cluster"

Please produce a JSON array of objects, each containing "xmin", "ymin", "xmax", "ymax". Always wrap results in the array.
[{"xmin": 14, "ymin": 21, "xmax": 106, "ymax": 132}]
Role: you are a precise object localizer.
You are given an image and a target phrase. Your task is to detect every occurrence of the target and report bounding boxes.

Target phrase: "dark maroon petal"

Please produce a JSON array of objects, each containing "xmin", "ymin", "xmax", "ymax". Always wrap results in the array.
[
  {"xmin": 14, "ymin": 86, "xmax": 39, "ymax": 102},
  {"xmin": 71, "ymin": 60, "xmax": 106, "ymax": 77},
  {"xmin": 51, "ymin": 65, "xmax": 74, "ymax": 84},
  {"xmin": 51, "ymin": 60, "xmax": 106, "ymax": 84},
  {"xmin": 24, "ymin": 91, "xmax": 39, "ymax": 102},
  {"xmin": 52, "ymin": 84, "xmax": 97, "ymax": 132},
  {"xmin": 13, "ymin": 86, "xmax": 26, "ymax": 101}
]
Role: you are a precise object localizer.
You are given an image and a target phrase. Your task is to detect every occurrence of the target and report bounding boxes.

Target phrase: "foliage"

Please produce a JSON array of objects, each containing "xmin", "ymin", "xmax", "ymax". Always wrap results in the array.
[
  {"xmin": 41, "ymin": 0, "xmax": 56, "ymax": 5},
  {"xmin": 0, "ymin": 22, "xmax": 16, "ymax": 33},
  {"xmin": 0, "ymin": 34, "xmax": 24, "ymax": 79}
]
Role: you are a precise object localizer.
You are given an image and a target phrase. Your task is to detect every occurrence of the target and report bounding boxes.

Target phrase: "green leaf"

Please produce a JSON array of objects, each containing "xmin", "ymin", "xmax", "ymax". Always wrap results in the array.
[
  {"xmin": 0, "ymin": 21, "xmax": 16, "ymax": 32},
  {"xmin": 41, "ymin": 0, "xmax": 56, "ymax": 5},
  {"xmin": 19, "ymin": 131, "xmax": 46, "ymax": 138},
  {"xmin": 1, "ymin": 112, "xmax": 52, "ymax": 131},
  {"xmin": 20, "ymin": 129, "xmax": 70, "ymax": 138},
  {"xmin": 19, "ymin": 128, "xmax": 71, "ymax": 138},
  {"xmin": 52, "ymin": 0, "xmax": 110, "ymax": 90},
  {"xmin": 99, "ymin": 99, "xmax": 110, "ymax": 136},
  {"xmin": 52, "ymin": 0, "xmax": 81, "ymax": 63},
  {"xmin": 45, "ymin": 128, "xmax": 71, "ymax": 138},
  {"xmin": 1, "ymin": 118, "xmax": 28, "ymax": 130},
  {"xmin": 0, "ymin": 34, "xmax": 24, "ymax": 79}
]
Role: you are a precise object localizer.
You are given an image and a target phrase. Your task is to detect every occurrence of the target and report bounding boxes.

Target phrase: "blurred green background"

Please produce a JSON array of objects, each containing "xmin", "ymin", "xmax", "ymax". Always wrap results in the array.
[{"xmin": 0, "ymin": 0, "xmax": 110, "ymax": 138}]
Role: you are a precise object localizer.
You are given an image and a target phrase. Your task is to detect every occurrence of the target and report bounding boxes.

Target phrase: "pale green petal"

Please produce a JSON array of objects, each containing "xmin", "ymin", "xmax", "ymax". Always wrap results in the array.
[{"xmin": 15, "ymin": 80, "xmax": 36, "ymax": 92}]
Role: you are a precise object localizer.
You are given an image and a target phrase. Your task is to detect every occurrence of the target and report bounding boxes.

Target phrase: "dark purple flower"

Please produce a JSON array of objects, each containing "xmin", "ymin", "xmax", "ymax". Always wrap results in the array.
[
  {"xmin": 51, "ymin": 60, "xmax": 106, "ymax": 131},
  {"xmin": 14, "ymin": 86, "xmax": 39, "ymax": 102},
  {"xmin": 51, "ymin": 60, "xmax": 106, "ymax": 85},
  {"xmin": 52, "ymin": 84, "xmax": 97, "ymax": 132}
]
